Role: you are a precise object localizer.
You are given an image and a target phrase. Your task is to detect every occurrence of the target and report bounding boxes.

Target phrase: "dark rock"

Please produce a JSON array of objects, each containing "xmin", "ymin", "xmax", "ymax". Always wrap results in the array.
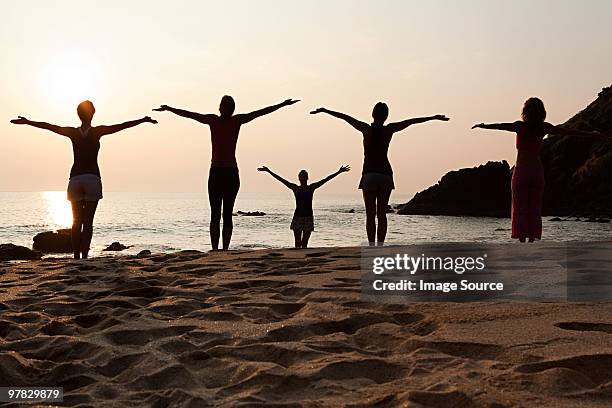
[
  {"xmin": 541, "ymin": 85, "xmax": 612, "ymax": 217},
  {"xmin": 348, "ymin": 209, "xmax": 355, "ymax": 213},
  {"xmin": 549, "ymin": 217, "xmax": 563, "ymax": 221},
  {"xmin": 397, "ymin": 161, "xmax": 511, "ymax": 217},
  {"xmin": 0, "ymin": 244, "xmax": 42, "ymax": 262},
  {"xmin": 398, "ymin": 85, "xmax": 612, "ymax": 217},
  {"xmin": 33, "ymin": 229, "xmax": 72, "ymax": 253},
  {"xmin": 237, "ymin": 211, "xmax": 266, "ymax": 216},
  {"xmin": 137, "ymin": 250, "xmax": 152, "ymax": 257},
  {"xmin": 103, "ymin": 242, "xmax": 131, "ymax": 252}
]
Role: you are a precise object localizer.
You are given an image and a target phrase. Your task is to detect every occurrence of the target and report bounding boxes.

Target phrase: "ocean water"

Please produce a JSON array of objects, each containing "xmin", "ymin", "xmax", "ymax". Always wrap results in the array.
[{"xmin": 1, "ymin": 192, "xmax": 612, "ymax": 256}]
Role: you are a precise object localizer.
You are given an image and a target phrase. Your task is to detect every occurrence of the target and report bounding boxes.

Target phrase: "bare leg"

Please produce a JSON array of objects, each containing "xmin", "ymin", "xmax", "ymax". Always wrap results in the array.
[
  {"xmin": 362, "ymin": 191, "xmax": 377, "ymax": 245},
  {"xmin": 70, "ymin": 200, "xmax": 84, "ymax": 259},
  {"xmin": 293, "ymin": 230, "xmax": 302, "ymax": 248},
  {"xmin": 208, "ymin": 193, "xmax": 222, "ymax": 250},
  {"xmin": 80, "ymin": 200, "xmax": 98, "ymax": 259},
  {"xmin": 222, "ymin": 192, "xmax": 238, "ymax": 250},
  {"xmin": 301, "ymin": 231, "xmax": 312, "ymax": 248},
  {"xmin": 376, "ymin": 189, "xmax": 392, "ymax": 245}
]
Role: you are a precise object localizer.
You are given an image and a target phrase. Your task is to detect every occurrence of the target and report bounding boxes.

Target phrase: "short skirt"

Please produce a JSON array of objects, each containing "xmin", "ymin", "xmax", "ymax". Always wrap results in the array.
[
  {"xmin": 358, "ymin": 172, "xmax": 395, "ymax": 192},
  {"xmin": 290, "ymin": 216, "xmax": 314, "ymax": 232}
]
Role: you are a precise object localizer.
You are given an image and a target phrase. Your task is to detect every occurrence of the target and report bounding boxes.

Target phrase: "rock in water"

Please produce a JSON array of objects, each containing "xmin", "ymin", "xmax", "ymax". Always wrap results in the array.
[
  {"xmin": 103, "ymin": 242, "xmax": 131, "ymax": 252},
  {"xmin": 137, "ymin": 250, "xmax": 152, "ymax": 257},
  {"xmin": 0, "ymin": 244, "xmax": 42, "ymax": 261},
  {"xmin": 397, "ymin": 161, "xmax": 511, "ymax": 217},
  {"xmin": 33, "ymin": 229, "xmax": 72, "ymax": 253},
  {"xmin": 398, "ymin": 85, "xmax": 612, "ymax": 217},
  {"xmin": 237, "ymin": 211, "xmax": 266, "ymax": 216}
]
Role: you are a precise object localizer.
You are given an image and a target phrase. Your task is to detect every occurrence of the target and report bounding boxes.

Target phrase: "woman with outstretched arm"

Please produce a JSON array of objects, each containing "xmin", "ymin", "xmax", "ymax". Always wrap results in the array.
[
  {"xmin": 154, "ymin": 96, "xmax": 299, "ymax": 250},
  {"xmin": 10, "ymin": 100, "xmax": 157, "ymax": 259},
  {"xmin": 472, "ymin": 97, "xmax": 606, "ymax": 242},
  {"xmin": 258, "ymin": 165, "xmax": 350, "ymax": 248},
  {"xmin": 311, "ymin": 103, "xmax": 449, "ymax": 245}
]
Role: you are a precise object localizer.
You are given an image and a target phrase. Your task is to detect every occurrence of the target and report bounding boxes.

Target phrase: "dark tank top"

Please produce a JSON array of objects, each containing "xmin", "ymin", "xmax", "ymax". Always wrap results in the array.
[
  {"xmin": 362, "ymin": 124, "xmax": 393, "ymax": 175},
  {"xmin": 70, "ymin": 127, "xmax": 100, "ymax": 178},
  {"xmin": 293, "ymin": 187, "xmax": 314, "ymax": 217}
]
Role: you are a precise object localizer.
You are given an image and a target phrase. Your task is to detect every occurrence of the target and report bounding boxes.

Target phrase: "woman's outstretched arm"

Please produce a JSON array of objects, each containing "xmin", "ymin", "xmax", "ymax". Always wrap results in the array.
[
  {"xmin": 311, "ymin": 165, "xmax": 350, "ymax": 190},
  {"xmin": 310, "ymin": 107, "xmax": 369, "ymax": 132},
  {"xmin": 96, "ymin": 116, "xmax": 157, "ymax": 137},
  {"xmin": 387, "ymin": 115, "xmax": 449, "ymax": 133},
  {"xmin": 238, "ymin": 99, "xmax": 300, "ymax": 124},
  {"xmin": 471, "ymin": 121, "xmax": 521, "ymax": 132},
  {"xmin": 543, "ymin": 123, "xmax": 607, "ymax": 137},
  {"xmin": 10, "ymin": 116, "xmax": 72, "ymax": 137},
  {"xmin": 153, "ymin": 105, "xmax": 216, "ymax": 125},
  {"xmin": 258, "ymin": 166, "xmax": 297, "ymax": 190}
]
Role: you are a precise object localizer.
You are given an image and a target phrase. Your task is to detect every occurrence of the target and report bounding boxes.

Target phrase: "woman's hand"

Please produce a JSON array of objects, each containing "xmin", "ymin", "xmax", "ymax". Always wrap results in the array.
[
  {"xmin": 143, "ymin": 116, "xmax": 158, "ymax": 124},
  {"xmin": 310, "ymin": 107, "xmax": 327, "ymax": 114},
  {"xmin": 434, "ymin": 115, "xmax": 450, "ymax": 121},
  {"xmin": 472, "ymin": 123, "xmax": 485, "ymax": 129},
  {"xmin": 153, "ymin": 105, "xmax": 170, "ymax": 112},
  {"xmin": 10, "ymin": 116, "xmax": 29, "ymax": 125},
  {"xmin": 257, "ymin": 166, "xmax": 270, "ymax": 172},
  {"xmin": 339, "ymin": 165, "xmax": 350, "ymax": 173}
]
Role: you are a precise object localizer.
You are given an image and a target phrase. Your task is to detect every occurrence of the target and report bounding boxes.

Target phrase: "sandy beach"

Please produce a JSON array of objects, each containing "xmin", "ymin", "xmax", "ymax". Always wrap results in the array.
[{"xmin": 0, "ymin": 245, "xmax": 610, "ymax": 407}]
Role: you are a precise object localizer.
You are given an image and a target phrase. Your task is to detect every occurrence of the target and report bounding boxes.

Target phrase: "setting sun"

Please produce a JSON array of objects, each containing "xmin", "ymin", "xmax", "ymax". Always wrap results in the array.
[{"xmin": 38, "ymin": 49, "xmax": 106, "ymax": 106}]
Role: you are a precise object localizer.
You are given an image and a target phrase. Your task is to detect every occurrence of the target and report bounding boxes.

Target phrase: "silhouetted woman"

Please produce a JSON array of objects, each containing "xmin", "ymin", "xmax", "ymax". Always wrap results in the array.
[
  {"xmin": 258, "ymin": 165, "xmax": 350, "ymax": 248},
  {"xmin": 472, "ymin": 97, "xmax": 604, "ymax": 242},
  {"xmin": 311, "ymin": 104, "xmax": 448, "ymax": 245},
  {"xmin": 154, "ymin": 96, "xmax": 299, "ymax": 250},
  {"xmin": 11, "ymin": 100, "xmax": 157, "ymax": 258}
]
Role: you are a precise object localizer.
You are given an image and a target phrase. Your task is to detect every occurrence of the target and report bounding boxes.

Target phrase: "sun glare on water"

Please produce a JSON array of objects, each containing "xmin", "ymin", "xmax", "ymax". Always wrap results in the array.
[
  {"xmin": 43, "ymin": 191, "xmax": 72, "ymax": 228},
  {"xmin": 39, "ymin": 49, "xmax": 106, "ymax": 106}
]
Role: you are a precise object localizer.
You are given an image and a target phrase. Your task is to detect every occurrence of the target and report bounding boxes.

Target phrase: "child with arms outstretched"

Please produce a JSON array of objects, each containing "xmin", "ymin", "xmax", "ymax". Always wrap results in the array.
[{"xmin": 258, "ymin": 165, "xmax": 350, "ymax": 248}]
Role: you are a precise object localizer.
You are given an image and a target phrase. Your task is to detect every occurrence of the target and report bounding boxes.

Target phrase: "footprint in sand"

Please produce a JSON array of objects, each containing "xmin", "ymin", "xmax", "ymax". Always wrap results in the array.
[
  {"xmin": 515, "ymin": 354, "xmax": 612, "ymax": 386},
  {"xmin": 555, "ymin": 321, "xmax": 612, "ymax": 334}
]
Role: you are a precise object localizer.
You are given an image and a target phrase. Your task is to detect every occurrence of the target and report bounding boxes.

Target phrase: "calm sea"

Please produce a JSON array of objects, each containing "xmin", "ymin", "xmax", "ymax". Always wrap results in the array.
[{"xmin": 1, "ymin": 192, "xmax": 612, "ymax": 256}]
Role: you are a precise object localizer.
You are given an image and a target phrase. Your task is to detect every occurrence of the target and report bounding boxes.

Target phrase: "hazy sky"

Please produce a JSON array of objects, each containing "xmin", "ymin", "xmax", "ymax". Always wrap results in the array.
[{"xmin": 1, "ymin": 0, "xmax": 611, "ymax": 195}]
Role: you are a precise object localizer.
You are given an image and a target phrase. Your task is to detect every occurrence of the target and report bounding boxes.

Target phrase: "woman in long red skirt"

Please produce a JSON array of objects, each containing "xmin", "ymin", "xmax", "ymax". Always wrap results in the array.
[{"xmin": 472, "ymin": 97, "xmax": 604, "ymax": 242}]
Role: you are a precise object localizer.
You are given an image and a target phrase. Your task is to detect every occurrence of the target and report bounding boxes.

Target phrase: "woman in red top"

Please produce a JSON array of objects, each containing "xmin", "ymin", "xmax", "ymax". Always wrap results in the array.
[
  {"xmin": 473, "ymin": 97, "xmax": 604, "ymax": 242},
  {"xmin": 154, "ymin": 96, "xmax": 299, "ymax": 250}
]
